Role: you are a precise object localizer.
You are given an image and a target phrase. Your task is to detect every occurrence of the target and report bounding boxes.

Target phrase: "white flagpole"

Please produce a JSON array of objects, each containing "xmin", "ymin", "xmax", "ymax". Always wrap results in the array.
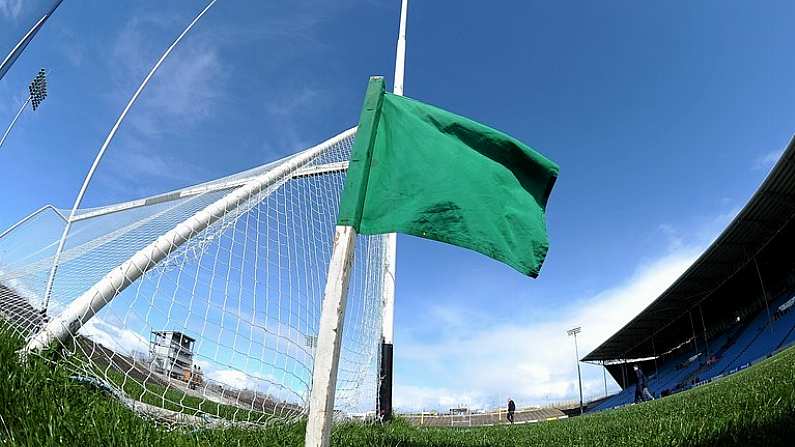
[
  {"xmin": 304, "ymin": 226, "xmax": 358, "ymax": 447},
  {"xmin": 305, "ymin": 76, "xmax": 385, "ymax": 447},
  {"xmin": 377, "ymin": 0, "xmax": 407, "ymax": 423}
]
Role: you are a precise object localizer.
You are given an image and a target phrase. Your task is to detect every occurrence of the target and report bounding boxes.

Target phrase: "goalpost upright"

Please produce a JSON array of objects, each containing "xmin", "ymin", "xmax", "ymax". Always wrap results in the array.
[{"xmin": 378, "ymin": 0, "xmax": 408, "ymax": 423}]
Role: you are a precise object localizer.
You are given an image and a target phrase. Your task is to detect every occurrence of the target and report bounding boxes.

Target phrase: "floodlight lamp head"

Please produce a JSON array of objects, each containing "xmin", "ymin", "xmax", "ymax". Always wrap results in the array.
[
  {"xmin": 567, "ymin": 326, "xmax": 582, "ymax": 336},
  {"xmin": 28, "ymin": 68, "xmax": 48, "ymax": 111}
]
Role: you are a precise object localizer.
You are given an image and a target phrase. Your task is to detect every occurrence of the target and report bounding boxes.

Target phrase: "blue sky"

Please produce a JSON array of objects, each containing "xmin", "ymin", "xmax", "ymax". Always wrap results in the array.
[{"xmin": 2, "ymin": 0, "xmax": 795, "ymax": 411}]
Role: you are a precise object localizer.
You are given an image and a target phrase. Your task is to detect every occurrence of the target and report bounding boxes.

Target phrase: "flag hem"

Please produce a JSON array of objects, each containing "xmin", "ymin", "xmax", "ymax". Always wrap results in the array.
[{"xmin": 359, "ymin": 222, "xmax": 548, "ymax": 277}]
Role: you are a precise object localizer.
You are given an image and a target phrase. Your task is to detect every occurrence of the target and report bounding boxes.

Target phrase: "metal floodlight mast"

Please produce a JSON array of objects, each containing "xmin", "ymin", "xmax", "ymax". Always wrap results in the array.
[
  {"xmin": 567, "ymin": 326, "xmax": 584, "ymax": 415},
  {"xmin": 0, "ymin": 68, "xmax": 49, "ymax": 152}
]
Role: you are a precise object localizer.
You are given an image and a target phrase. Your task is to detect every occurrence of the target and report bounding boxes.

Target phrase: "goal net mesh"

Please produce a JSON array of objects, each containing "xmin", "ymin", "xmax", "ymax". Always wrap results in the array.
[{"xmin": 0, "ymin": 128, "xmax": 385, "ymax": 425}]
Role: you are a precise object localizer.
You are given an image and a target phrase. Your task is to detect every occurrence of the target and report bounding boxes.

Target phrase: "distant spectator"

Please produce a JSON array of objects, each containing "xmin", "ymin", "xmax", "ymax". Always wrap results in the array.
[
  {"xmin": 633, "ymin": 365, "xmax": 655, "ymax": 403},
  {"xmin": 507, "ymin": 398, "xmax": 516, "ymax": 424}
]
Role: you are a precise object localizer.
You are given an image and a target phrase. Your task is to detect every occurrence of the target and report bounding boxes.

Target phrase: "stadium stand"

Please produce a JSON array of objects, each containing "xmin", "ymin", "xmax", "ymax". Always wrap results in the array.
[
  {"xmin": 584, "ymin": 136, "xmax": 795, "ymax": 413},
  {"xmin": 588, "ymin": 292, "xmax": 795, "ymax": 412}
]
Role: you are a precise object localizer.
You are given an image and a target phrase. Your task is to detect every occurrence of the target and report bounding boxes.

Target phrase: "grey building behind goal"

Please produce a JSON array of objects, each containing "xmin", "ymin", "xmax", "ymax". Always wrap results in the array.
[{"xmin": 149, "ymin": 331, "xmax": 195, "ymax": 381}]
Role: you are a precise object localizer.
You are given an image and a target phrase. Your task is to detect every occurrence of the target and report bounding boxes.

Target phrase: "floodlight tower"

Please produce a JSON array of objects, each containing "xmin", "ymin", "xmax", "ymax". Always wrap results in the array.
[
  {"xmin": 0, "ymin": 68, "xmax": 48, "ymax": 152},
  {"xmin": 567, "ymin": 326, "xmax": 584, "ymax": 415}
]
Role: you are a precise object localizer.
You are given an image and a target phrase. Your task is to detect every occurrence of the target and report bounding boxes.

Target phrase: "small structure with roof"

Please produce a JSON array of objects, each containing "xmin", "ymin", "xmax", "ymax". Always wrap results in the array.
[{"xmin": 149, "ymin": 331, "xmax": 195, "ymax": 381}]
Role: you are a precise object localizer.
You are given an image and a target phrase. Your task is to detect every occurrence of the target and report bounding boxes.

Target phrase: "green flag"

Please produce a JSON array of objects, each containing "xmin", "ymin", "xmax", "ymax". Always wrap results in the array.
[{"xmin": 338, "ymin": 77, "xmax": 559, "ymax": 277}]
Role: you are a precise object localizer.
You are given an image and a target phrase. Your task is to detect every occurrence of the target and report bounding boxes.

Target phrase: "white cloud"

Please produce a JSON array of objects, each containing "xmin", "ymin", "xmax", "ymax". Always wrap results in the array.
[
  {"xmin": 74, "ymin": 316, "xmax": 286, "ymax": 390},
  {"xmin": 395, "ymin": 384, "xmax": 492, "ymax": 412},
  {"xmin": 394, "ymin": 203, "xmax": 748, "ymax": 412},
  {"xmin": 394, "ymin": 246, "xmax": 702, "ymax": 412},
  {"xmin": 193, "ymin": 358, "xmax": 281, "ymax": 392},
  {"xmin": 210, "ymin": 369, "xmax": 258, "ymax": 390},
  {"xmin": 0, "ymin": 274, "xmax": 43, "ymax": 308},
  {"xmin": 81, "ymin": 316, "xmax": 149, "ymax": 354},
  {"xmin": 0, "ymin": 0, "xmax": 23, "ymax": 20}
]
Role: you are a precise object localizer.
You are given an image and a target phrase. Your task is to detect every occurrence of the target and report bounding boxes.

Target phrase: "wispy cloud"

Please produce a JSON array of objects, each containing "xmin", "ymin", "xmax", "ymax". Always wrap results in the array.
[
  {"xmin": 753, "ymin": 149, "xmax": 784, "ymax": 171},
  {"xmin": 393, "ymin": 208, "xmax": 745, "ymax": 412},
  {"xmin": 0, "ymin": 0, "xmax": 23, "ymax": 20},
  {"xmin": 394, "ymin": 247, "xmax": 701, "ymax": 411},
  {"xmin": 94, "ymin": 136, "xmax": 208, "ymax": 200},
  {"xmin": 106, "ymin": 0, "xmax": 367, "ymax": 138},
  {"xmin": 98, "ymin": 0, "xmax": 378, "ymax": 189},
  {"xmin": 264, "ymin": 87, "xmax": 320, "ymax": 118},
  {"xmin": 54, "ymin": 27, "xmax": 85, "ymax": 67},
  {"xmin": 0, "ymin": 86, "xmax": 29, "ymax": 117},
  {"xmin": 110, "ymin": 16, "xmax": 226, "ymax": 137},
  {"xmin": 658, "ymin": 223, "xmax": 684, "ymax": 251},
  {"xmin": 260, "ymin": 85, "xmax": 327, "ymax": 156},
  {"xmin": 93, "ymin": 14, "xmax": 226, "ymax": 198}
]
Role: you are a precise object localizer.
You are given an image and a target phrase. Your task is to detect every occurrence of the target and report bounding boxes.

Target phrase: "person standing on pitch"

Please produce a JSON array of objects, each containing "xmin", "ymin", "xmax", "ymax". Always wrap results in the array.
[
  {"xmin": 633, "ymin": 365, "xmax": 655, "ymax": 403},
  {"xmin": 507, "ymin": 398, "xmax": 516, "ymax": 424}
]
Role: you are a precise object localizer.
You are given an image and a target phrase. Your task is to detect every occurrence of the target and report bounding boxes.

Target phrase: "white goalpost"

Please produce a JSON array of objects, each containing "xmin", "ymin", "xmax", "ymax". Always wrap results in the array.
[
  {"xmin": 376, "ymin": 0, "xmax": 408, "ymax": 424},
  {"xmin": 1, "ymin": 127, "xmax": 387, "ymax": 425},
  {"xmin": 0, "ymin": 0, "xmax": 410, "ymax": 442},
  {"xmin": 24, "ymin": 129, "xmax": 354, "ymax": 354}
]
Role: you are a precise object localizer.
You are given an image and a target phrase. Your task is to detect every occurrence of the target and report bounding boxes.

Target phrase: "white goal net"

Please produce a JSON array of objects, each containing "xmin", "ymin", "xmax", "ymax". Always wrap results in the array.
[{"xmin": 0, "ymin": 128, "xmax": 386, "ymax": 425}]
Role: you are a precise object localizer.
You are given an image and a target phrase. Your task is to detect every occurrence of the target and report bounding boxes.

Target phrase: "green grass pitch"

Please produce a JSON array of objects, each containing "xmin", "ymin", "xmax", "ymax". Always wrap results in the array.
[{"xmin": 0, "ymin": 325, "xmax": 793, "ymax": 446}]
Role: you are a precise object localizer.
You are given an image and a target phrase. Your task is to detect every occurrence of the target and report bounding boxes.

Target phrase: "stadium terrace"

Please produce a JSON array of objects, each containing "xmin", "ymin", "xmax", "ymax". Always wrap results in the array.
[{"xmin": 584, "ymin": 136, "xmax": 795, "ymax": 410}]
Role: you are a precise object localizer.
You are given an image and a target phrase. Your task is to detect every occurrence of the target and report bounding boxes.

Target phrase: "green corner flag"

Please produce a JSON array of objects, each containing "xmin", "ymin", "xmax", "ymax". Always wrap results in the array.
[{"xmin": 338, "ymin": 77, "xmax": 559, "ymax": 277}]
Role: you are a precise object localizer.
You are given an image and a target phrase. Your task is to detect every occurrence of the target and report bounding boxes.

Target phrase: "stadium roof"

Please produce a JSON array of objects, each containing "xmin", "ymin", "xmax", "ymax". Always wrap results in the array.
[{"xmin": 584, "ymin": 135, "xmax": 795, "ymax": 362}]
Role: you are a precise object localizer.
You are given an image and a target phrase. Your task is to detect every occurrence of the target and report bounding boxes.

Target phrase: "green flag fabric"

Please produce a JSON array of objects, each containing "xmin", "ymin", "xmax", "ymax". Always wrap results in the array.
[{"xmin": 338, "ymin": 77, "xmax": 559, "ymax": 277}]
